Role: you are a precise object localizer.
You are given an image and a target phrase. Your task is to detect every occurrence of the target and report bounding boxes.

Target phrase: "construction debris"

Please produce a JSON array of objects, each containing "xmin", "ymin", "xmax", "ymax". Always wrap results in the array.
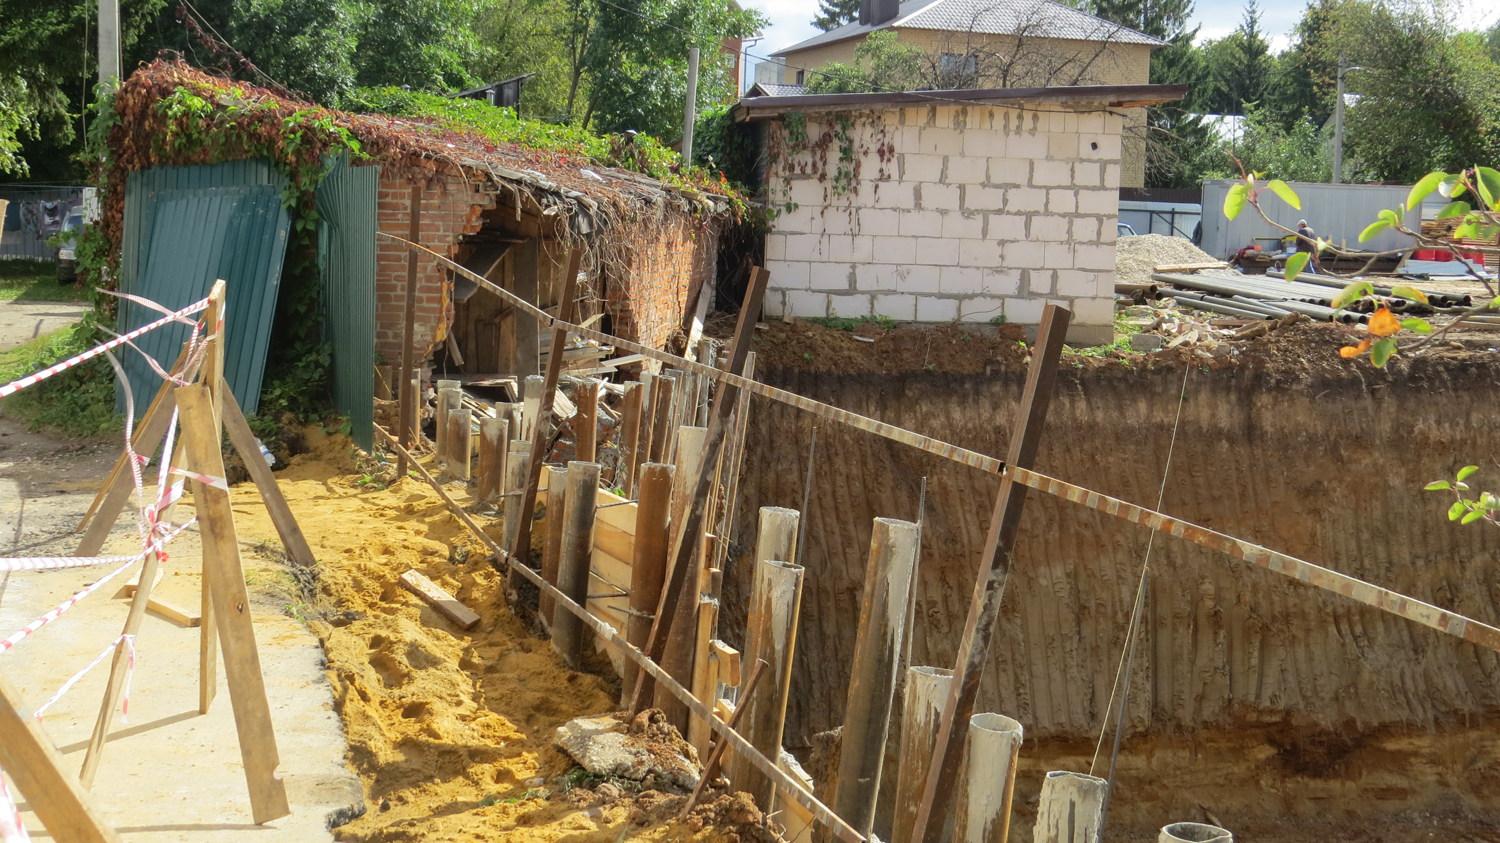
[
  {"xmin": 1115, "ymin": 234, "xmax": 1220, "ymax": 291},
  {"xmin": 555, "ymin": 710, "xmax": 702, "ymax": 789},
  {"xmin": 399, "ymin": 570, "xmax": 481, "ymax": 630}
]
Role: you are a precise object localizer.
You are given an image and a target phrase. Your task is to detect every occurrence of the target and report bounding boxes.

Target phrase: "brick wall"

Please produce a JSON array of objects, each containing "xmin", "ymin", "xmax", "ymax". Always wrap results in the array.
[
  {"xmin": 603, "ymin": 214, "xmax": 719, "ymax": 353},
  {"xmin": 375, "ymin": 170, "xmax": 495, "ymax": 365},
  {"xmin": 763, "ymin": 103, "xmax": 1122, "ymax": 345}
]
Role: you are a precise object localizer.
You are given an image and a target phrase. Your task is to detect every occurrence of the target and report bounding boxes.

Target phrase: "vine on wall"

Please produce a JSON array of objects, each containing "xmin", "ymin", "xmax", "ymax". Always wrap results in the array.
[{"xmin": 765, "ymin": 109, "xmax": 895, "ymax": 230}]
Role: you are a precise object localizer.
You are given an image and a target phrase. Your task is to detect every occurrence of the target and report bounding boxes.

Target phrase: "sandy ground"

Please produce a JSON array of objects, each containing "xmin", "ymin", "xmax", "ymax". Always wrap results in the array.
[{"xmin": 0, "ymin": 300, "xmax": 361, "ymax": 841}]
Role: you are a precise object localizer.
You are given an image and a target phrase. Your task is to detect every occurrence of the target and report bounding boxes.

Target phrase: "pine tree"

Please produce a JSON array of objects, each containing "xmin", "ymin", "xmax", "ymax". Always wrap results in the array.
[{"xmin": 812, "ymin": 0, "xmax": 860, "ymax": 32}]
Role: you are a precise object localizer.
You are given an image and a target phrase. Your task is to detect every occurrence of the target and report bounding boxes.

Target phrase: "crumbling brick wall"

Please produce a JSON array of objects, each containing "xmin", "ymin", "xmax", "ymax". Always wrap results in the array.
[
  {"xmin": 602, "ymin": 214, "xmax": 719, "ymax": 354},
  {"xmin": 374, "ymin": 169, "xmax": 495, "ymax": 365}
]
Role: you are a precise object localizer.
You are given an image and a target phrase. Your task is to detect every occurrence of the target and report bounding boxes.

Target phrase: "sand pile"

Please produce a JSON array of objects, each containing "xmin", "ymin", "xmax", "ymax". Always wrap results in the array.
[
  {"xmin": 227, "ymin": 428, "xmax": 758, "ymax": 842},
  {"xmin": 1115, "ymin": 233, "xmax": 1219, "ymax": 288}
]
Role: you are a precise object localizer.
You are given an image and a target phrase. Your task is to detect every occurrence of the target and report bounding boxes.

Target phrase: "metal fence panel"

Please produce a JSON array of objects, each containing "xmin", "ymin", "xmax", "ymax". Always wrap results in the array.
[
  {"xmin": 315, "ymin": 155, "xmax": 378, "ymax": 451},
  {"xmin": 1200, "ymin": 179, "xmax": 1419, "ymax": 260}
]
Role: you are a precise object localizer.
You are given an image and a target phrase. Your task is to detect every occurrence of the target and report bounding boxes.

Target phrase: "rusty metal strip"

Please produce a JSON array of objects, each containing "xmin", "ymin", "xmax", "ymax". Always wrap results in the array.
[
  {"xmin": 378, "ymin": 233, "xmax": 1004, "ymax": 476},
  {"xmin": 378, "ymin": 234, "xmax": 1500, "ymax": 655},
  {"xmin": 1007, "ymin": 466, "xmax": 1500, "ymax": 652}
]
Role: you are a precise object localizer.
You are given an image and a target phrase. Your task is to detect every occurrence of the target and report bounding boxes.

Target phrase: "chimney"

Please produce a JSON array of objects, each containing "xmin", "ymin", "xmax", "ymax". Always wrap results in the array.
[{"xmin": 860, "ymin": 0, "xmax": 900, "ymax": 26}]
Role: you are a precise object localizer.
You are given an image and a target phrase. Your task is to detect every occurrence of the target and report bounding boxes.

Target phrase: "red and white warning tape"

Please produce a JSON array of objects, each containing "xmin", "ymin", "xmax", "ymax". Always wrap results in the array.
[
  {"xmin": 167, "ymin": 466, "xmax": 228, "ymax": 492},
  {"xmin": 0, "ymin": 519, "xmax": 194, "ymax": 654},
  {"xmin": 0, "ymin": 553, "xmax": 141, "ymax": 573},
  {"xmin": 0, "ymin": 297, "xmax": 209, "ymax": 399},
  {"xmin": 32, "ymin": 634, "xmax": 135, "ymax": 722},
  {"xmin": 0, "ymin": 767, "xmax": 27, "ymax": 843}
]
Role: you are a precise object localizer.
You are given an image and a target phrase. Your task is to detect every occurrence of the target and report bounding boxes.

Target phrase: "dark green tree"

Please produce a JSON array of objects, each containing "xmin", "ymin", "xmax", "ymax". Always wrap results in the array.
[
  {"xmin": 1199, "ymin": 0, "xmax": 1272, "ymax": 115},
  {"xmin": 812, "ymin": 0, "xmax": 860, "ymax": 32},
  {"xmin": 1263, "ymin": 0, "xmax": 1343, "ymax": 130}
]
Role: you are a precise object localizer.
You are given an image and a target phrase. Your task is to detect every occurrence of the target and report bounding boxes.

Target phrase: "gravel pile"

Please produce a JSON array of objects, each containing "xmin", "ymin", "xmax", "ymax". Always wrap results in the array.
[{"xmin": 1115, "ymin": 234, "xmax": 1219, "ymax": 289}]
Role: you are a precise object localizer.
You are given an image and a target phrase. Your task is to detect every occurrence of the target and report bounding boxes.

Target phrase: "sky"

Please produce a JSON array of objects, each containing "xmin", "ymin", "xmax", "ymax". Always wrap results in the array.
[{"xmin": 740, "ymin": 0, "xmax": 1500, "ymax": 86}]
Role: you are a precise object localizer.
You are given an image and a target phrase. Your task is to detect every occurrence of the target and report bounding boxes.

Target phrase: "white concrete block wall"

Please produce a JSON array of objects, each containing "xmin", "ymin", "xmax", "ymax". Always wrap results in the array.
[{"xmin": 763, "ymin": 102, "xmax": 1124, "ymax": 344}]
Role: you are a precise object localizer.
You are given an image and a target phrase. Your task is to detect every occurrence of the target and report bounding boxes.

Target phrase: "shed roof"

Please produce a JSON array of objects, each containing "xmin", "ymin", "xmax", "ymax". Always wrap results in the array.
[
  {"xmin": 732, "ymin": 83, "xmax": 1187, "ymax": 121},
  {"xmin": 773, "ymin": 0, "xmax": 1164, "ymax": 56}
]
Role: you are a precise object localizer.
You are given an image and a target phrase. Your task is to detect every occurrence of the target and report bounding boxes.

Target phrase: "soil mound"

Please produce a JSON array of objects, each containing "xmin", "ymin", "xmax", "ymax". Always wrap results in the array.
[{"xmin": 1116, "ymin": 233, "xmax": 1218, "ymax": 287}]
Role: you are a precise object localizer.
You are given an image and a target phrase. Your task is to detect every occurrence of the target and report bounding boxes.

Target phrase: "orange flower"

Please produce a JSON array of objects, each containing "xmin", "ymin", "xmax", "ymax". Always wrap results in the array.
[
  {"xmin": 1339, "ymin": 339, "xmax": 1372, "ymax": 359},
  {"xmin": 1368, "ymin": 307, "xmax": 1401, "ymax": 338}
]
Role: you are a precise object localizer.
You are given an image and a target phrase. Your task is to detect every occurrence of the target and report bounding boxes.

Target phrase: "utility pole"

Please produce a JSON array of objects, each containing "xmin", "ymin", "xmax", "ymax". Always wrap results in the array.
[
  {"xmin": 98, "ymin": 0, "xmax": 121, "ymax": 87},
  {"xmin": 681, "ymin": 47, "xmax": 700, "ymax": 166},
  {"xmin": 1333, "ymin": 54, "xmax": 1347, "ymax": 184}
]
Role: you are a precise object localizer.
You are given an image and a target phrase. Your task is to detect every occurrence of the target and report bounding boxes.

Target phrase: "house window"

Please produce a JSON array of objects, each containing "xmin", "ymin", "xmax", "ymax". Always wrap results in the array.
[
  {"xmin": 795, "ymin": 70, "xmax": 805, "ymax": 85},
  {"xmin": 938, "ymin": 53, "xmax": 978, "ymax": 88}
]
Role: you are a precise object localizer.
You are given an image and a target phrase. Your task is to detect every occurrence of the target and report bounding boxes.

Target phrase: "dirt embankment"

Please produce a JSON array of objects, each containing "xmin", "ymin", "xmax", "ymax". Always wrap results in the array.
[
  {"xmin": 726, "ymin": 319, "xmax": 1500, "ymax": 840},
  {"xmin": 229, "ymin": 431, "xmax": 750, "ymax": 843}
]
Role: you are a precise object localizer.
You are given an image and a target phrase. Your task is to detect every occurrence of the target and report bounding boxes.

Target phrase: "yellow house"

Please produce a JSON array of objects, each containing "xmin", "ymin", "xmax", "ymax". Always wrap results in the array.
[{"xmin": 764, "ymin": 0, "xmax": 1163, "ymax": 187}]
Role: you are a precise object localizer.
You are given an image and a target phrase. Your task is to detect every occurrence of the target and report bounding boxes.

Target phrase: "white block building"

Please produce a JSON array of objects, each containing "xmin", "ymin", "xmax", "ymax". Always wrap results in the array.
[{"xmin": 733, "ymin": 85, "xmax": 1185, "ymax": 345}]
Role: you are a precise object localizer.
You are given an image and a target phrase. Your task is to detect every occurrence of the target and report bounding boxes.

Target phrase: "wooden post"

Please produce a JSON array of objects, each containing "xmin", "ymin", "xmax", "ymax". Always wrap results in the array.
[
  {"xmin": 477, "ymin": 417, "xmax": 509, "ymax": 502},
  {"xmin": 0, "ymin": 674, "xmax": 122, "ymax": 843},
  {"xmin": 623, "ymin": 462, "xmax": 674, "ymax": 704},
  {"xmin": 911, "ymin": 305, "xmax": 1071, "ymax": 843},
  {"xmin": 618, "ymin": 381, "xmax": 644, "ymax": 497},
  {"xmin": 832, "ymin": 517, "xmax": 921, "ymax": 838},
  {"xmin": 507, "ymin": 249, "xmax": 583, "ymax": 594},
  {"xmin": 657, "ymin": 424, "xmax": 708, "ymax": 731},
  {"xmin": 892, "ymin": 666, "xmax": 954, "ymax": 843},
  {"xmin": 724, "ymin": 555, "xmax": 805, "ymax": 809},
  {"xmin": 175, "ymin": 383, "xmax": 292, "ymax": 823},
  {"xmin": 540, "ymin": 465, "xmax": 568, "ymax": 626},
  {"xmin": 627, "ymin": 268, "xmax": 768, "ymax": 715},
  {"xmin": 680, "ymin": 658, "xmax": 768, "ymax": 820},
  {"xmin": 712, "ymin": 352, "xmax": 756, "ymax": 575},
  {"xmin": 398, "ymin": 184, "xmax": 421, "ymax": 477},
  {"xmin": 647, "ymin": 373, "xmax": 677, "ymax": 462},
  {"xmin": 521, "ymin": 374, "xmax": 545, "ymax": 441},
  {"xmin": 502, "ymin": 440, "xmax": 531, "ymax": 555},
  {"xmin": 574, "ymin": 378, "xmax": 600, "ymax": 463},
  {"xmin": 687, "ymin": 534, "xmax": 720, "ymax": 758},
  {"xmin": 220, "ymin": 389, "xmax": 316, "ymax": 569},
  {"xmin": 1032, "ymin": 771, "xmax": 1108, "ymax": 843},
  {"xmin": 553, "ymin": 460, "xmax": 601, "ymax": 667},
  {"xmin": 436, "ymin": 385, "xmax": 461, "ymax": 465},
  {"xmin": 955, "ymin": 713, "xmax": 1024, "ymax": 843},
  {"xmin": 447, "ymin": 407, "xmax": 472, "ymax": 480}
]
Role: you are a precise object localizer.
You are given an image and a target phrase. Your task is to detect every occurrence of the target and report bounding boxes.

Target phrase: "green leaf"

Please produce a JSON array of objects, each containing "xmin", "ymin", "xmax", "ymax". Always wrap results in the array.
[
  {"xmin": 1400, "ymin": 318, "xmax": 1433, "ymax": 334},
  {"xmin": 1223, "ymin": 183, "xmax": 1249, "ymax": 220},
  {"xmin": 1331, "ymin": 281, "xmax": 1375, "ymax": 309},
  {"xmin": 1268, "ymin": 179, "xmax": 1301, "ymax": 210},
  {"xmin": 1436, "ymin": 200, "xmax": 1470, "ymax": 220},
  {"xmin": 1370, "ymin": 337, "xmax": 1396, "ymax": 368},
  {"xmin": 1456, "ymin": 482, "xmax": 1470, "ymax": 492},
  {"xmin": 1450, "ymin": 500, "xmax": 1468, "ymax": 521},
  {"xmin": 1439, "ymin": 174, "xmax": 1462, "ymax": 198},
  {"xmin": 1284, "ymin": 251, "xmax": 1310, "ymax": 282},
  {"xmin": 1455, "ymin": 222, "xmax": 1478, "ymax": 240},
  {"xmin": 1461, "ymin": 509, "xmax": 1485, "ymax": 525},
  {"xmin": 1426, "ymin": 480, "xmax": 1452, "ymax": 491},
  {"xmin": 1359, "ymin": 220, "xmax": 1392, "ymax": 243},
  {"xmin": 1458, "ymin": 465, "xmax": 1479, "ymax": 481},
  {"xmin": 1490, "ymin": 297, "xmax": 1500, "ymax": 311},
  {"xmin": 1476, "ymin": 167, "xmax": 1500, "ymax": 208},
  {"xmin": 1408, "ymin": 171, "xmax": 1447, "ymax": 210},
  {"xmin": 1378, "ymin": 208, "xmax": 1400, "ymax": 225},
  {"xmin": 1390, "ymin": 285, "xmax": 1429, "ymax": 304}
]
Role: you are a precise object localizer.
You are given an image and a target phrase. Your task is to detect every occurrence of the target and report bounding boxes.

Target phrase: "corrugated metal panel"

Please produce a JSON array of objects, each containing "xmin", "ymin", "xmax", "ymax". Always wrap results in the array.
[
  {"xmin": 315, "ymin": 156, "xmax": 378, "ymax": 451},
  {"xmin": 1200, "ymin": 179, "xmax": 1419, "ymax": 261},
  {"xmin": 122, "ymin": 160, "xmax": 281, "ymax": 296},
  {"xmin": 120, "ymin": 185, "xmax": 290, "ymax": 415}
]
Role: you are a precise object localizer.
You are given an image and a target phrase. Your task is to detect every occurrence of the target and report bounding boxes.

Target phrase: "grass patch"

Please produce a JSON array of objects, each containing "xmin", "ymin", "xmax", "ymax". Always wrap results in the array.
[
  {"xmin": 804, "ymin": 314, "xmax": 895, "ymax": 332},
  {"xmin": 1063, "ymin": 313, "xmax": 1140, "ymax": 359},
  {"xmin": 0, "ymin": 258, "xmax": 85, "ymax": 303},
  {"xmin": 0, "ymin": 319, "xmax": 120, "ymax": 437}
]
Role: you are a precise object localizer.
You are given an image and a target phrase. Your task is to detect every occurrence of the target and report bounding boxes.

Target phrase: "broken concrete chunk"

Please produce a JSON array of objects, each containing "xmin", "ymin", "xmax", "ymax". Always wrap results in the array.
[
  {"xmin": 555, "ymin": 711, "xmax": 700, "ymax": 790},
  {"xmin": 1130, "ymin": 333, "xmax": 1165, "ymax": 352}
]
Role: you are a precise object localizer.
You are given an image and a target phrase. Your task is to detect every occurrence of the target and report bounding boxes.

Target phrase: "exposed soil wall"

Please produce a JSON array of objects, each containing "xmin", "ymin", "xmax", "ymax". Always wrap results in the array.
[{"xmin": 724, "ymin": 320, "xmax": 1500, "ymax": 837}]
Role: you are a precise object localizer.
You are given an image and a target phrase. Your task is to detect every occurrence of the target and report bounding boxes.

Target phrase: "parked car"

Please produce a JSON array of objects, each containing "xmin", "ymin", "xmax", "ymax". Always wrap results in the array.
[
  {"xmin": 1117, "ymin": 222, "xmax": 1137, "ymax": 237},
  {"xmin": 56, "ymin": 212, "xmax": 84, "ymax": 283}
]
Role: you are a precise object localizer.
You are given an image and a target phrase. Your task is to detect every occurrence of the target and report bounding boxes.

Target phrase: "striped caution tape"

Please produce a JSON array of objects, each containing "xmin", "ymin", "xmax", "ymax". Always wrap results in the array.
[
  {"xmin": 0, "ymin": 553, "xmax": 141, "ymax": 573},
  {"xmin": 0, "ymin": 767, "xmax": 27, "ymax": 843},
  {"xmin": 168, "ymin": 466, "xmax": 228, "ymax": 492},
  {"xmin": 0, "ymin": 519, "xmax": 195, "ymax": 654},
  {"xmin": 33, "ymin": 634, "xmax": 135, "ymax": 722},
  {"xmin": 0, "ymin": 297, "xmax": 210, "ymax": 399}
]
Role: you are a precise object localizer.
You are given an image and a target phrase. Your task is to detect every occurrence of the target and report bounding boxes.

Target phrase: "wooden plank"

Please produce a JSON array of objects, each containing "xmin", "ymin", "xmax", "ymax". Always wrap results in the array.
[
  {"xmin": 711, "ymin": 640, "xmax": 741, "ymax": 687},
  {"xmin": 910, "ymin": 305, "xmax": 1071, "ymax": 843},
  {"xmin": 590, "ymin": 547, "xmax": 633, "ymax": 592},
  {"xmin": 221, "ymin": 385, "xmax": 317, "ymax": 569},
  {"xmin": 399, "ymin": 570, "xmax": 481, "ymax": 630},
  {"xmin": 113, "ymin": 566, "xmax": 164, "ymax": 599},
  {"xmin": 594, "ymin": 521, "xmax": 635, "ymax": 564},
  {"xmin": 0, "ymin": 673, "xmax": 122, "ymax": 843},
  {"xmin": 177, "ymin": 384, "xmax": 292, "ymax": 825},
  {"xmin": 146, "ymin": 597, "xmax": 200, "ymax": 628}
]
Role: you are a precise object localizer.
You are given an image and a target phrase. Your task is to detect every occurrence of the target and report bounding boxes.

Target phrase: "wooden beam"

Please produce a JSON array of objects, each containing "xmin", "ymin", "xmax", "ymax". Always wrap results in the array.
[
  {"xmin": 400, "ymin": 570, "xmax": 480, "ymax": 629},
  {"xmin": 506, "ymin": 248, "xmax": 583, "ymax": 596},
  {"xmin": 574, "ymin": 378, "xmax": 600, "ymax": 463},
  {"xmin": 0, "ymin": 673, "xmax": 122, "ymax": 843},
  {"xmin": 553, "ymin": 460, "xmax": 601, "ymax": 666},
  {"xmin": 398, "ymin": 184, "xmax": 421, "ymax": 477},
  {"xmin": 909, "ymin": 305, "xmax": 1071, "ymax": 843},
  {"xmin": 177, "ymin": 383, "xmax": 292, "ymax": 825},
  {"xmin": 618, "ymin": 381, "xmax": 644, "ymax": 496},
  {"xmin": 540, "ymin": 464, "xmax": 568, "ymax": 626},
  {"xmin": 477, "ymin": 417, "xmax": 508, "ymax": 502},
  {"xmin": 627, "ymin": 268, "xmax": 767, "ymax": 715},
  {"xmin": 220, "ymin": 385, "xmax": 317, "ymax": 569}
]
